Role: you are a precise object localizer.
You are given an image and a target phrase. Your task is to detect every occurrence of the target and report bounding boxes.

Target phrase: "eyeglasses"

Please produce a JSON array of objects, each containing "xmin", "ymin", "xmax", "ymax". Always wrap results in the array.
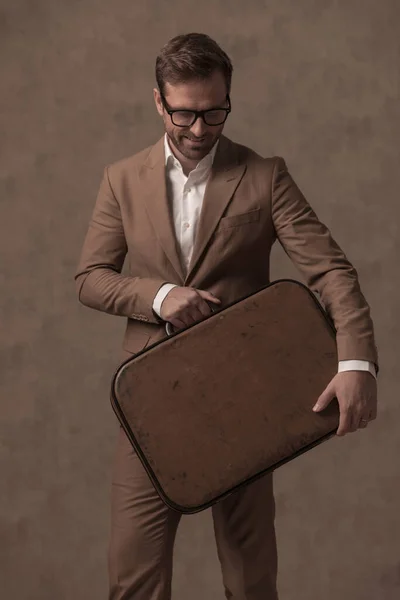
[{"xmin": 160, "ymin": 93, "xmax": 231, "ymax": 127}]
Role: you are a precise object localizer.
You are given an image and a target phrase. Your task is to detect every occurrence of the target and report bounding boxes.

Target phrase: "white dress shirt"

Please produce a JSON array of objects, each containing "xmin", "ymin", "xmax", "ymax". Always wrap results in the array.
[{"xmin": 153, "ymin": 134, "xmax": 376, "ymax": 379}]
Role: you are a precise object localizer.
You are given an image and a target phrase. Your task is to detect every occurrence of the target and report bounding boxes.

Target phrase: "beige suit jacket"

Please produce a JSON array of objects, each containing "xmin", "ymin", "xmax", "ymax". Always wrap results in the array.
[{"xmin": 75, "ymin": 134, "xmax": 379, "ymax": 371}]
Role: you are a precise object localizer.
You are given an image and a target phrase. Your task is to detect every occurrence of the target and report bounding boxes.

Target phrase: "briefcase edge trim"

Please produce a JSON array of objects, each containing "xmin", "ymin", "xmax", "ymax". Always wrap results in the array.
[{"xmin": 109, "ymin": 278, "xmax": 338, "ymax": 514}]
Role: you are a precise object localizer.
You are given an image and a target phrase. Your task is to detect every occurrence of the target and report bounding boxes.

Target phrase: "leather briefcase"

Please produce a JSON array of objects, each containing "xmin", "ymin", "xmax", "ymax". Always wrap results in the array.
[{"xmin": 110, "ymin": 278, "xmax": 340, "ymax": 514}]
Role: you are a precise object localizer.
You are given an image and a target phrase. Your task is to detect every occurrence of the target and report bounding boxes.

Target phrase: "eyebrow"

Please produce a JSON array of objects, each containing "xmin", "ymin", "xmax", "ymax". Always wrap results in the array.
[{"xmin": 162, "ymin": 95, "xmax": 228, "ymax": 112}]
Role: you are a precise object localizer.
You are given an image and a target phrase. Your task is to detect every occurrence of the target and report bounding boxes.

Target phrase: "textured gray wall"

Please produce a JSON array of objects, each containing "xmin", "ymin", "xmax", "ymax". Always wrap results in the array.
[{"xmin": 1, "ymin": 1, "xmax": 399, "ymax": 598}]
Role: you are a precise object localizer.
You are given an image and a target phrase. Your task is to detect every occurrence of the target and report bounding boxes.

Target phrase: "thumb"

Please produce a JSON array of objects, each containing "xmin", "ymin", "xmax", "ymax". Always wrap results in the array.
[{"xmin": 313, "ymin": 383, "xmax": 335, "ymax": 412}]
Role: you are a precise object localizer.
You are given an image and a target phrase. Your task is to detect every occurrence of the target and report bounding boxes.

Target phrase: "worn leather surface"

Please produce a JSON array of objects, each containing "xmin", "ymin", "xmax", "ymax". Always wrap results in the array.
[{"xmin": 112, "ymin": 279, "xmax": 339, "ymax": 512}]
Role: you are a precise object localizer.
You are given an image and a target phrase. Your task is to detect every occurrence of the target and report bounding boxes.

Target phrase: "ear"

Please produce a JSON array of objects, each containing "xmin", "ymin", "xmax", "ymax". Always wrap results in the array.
[{"xmin": 153, "ymin": 88, "xmax": 164, "ymax": 117}]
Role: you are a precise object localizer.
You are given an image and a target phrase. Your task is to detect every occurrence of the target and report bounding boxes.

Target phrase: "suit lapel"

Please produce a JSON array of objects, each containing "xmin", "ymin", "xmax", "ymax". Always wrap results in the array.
[
  {"xmin": 139, "ymin": 134, "xmax": 246, "ymax": 285},
  {"xmin": 185, "ymin": 135, "xmax": 246, "ymax": 282},
  {"xmin": 139, "ymin": 137, "xmax": 185, "ymax": 283}
]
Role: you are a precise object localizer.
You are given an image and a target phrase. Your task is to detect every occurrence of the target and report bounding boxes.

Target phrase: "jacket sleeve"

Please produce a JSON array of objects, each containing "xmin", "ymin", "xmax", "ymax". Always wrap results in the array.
[
  {"xmin": 74, "ymin": 165, "xmax": 167, "ymax": 324},
  {"xmin": 270, "ymin": 156, "xmax": 379, "ymax": 373}
]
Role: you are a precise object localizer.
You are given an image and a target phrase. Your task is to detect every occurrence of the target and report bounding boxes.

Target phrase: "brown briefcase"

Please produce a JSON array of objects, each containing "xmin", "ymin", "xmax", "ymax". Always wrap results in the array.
[{"xmin": 110, "ymin": 278, "xmax": 340, "ymax": 514}]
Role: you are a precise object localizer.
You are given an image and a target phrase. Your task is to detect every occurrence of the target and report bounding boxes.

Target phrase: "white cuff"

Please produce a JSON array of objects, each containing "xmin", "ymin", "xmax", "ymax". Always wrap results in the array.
[
  {"xmin": 338, "ymin": 360, "xmax": 376, "ymax": 380},
  {"xmin": 152, "ymin": 283, "xmax": 178, "ymax": 318}
]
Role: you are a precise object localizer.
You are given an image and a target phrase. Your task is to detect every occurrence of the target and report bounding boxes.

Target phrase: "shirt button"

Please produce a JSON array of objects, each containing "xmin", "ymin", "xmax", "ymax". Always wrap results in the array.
[
  {"xmin": 184, "ymin": 222, "xmax": 190, "ymax": 229},
  {"xmin": 187, "ymin": 188, "xmax": 192, "ymax": 193}
]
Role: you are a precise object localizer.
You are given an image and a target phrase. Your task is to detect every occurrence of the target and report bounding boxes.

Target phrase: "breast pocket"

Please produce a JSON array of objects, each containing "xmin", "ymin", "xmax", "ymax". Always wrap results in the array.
[{"xmin": 216, "ymin": 207, "xmax": 261, "ymax": 231}]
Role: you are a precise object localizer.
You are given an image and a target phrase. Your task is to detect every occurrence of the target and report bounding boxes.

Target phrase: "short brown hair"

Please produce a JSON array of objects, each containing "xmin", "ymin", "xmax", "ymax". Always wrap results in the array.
[{"xmin": 155, "ymin": 33, "xmax": 233, "ymax": 97}]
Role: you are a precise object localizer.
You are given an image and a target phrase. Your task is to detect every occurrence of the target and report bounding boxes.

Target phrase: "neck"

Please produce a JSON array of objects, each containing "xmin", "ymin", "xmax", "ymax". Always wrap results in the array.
[{"xmin": 181, "ymin": 160, "xmax": 198, "ymax": 177}]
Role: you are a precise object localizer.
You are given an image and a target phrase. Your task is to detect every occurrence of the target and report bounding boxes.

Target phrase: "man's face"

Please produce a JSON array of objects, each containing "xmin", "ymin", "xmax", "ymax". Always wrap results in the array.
[{"xmin": 154, "ymin": 69, "xmax": 229, "ymax": 164}]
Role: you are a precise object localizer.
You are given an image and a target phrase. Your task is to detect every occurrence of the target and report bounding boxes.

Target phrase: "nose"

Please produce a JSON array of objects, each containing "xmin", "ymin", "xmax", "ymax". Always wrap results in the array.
[{"xmin": 190, "ymin": 116, "xmax": 207, "ymax": 138}]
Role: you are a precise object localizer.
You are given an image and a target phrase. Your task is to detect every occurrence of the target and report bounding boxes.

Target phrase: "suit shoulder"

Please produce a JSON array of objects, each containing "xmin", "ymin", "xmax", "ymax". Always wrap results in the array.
[
  {"xmin": 107, "ymin": 146, "xmax": 150, "ymax": 171},
  {"xmin": 106, "ymin": 139, "xmax": 158, "ymax": 175},
  {"xmin": 230, "ymin": 138, "xmax": 286, "ymax": 171}
]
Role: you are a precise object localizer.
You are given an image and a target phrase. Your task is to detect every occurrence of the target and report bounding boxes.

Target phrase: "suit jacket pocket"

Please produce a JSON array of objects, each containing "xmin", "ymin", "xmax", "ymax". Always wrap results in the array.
[
  {"xmin": 122, "ymin": 330, "xmax": 151, "ymax": 355},
  {"xmin": 216, "ymin": 207, "xmax": 261, "ymax": 230}
]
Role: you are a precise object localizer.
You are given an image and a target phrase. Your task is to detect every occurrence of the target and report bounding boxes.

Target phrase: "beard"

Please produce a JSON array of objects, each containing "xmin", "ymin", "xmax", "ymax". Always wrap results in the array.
[{"xmin": 167, "ymin": 129, "xmax": 219, "ymax": 161}]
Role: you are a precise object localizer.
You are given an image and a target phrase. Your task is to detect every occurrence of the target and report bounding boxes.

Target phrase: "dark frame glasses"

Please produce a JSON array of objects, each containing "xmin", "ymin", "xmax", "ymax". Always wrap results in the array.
[{"xmin": 160, "ymin": 92, "xmax": 231, "ymax": 127}]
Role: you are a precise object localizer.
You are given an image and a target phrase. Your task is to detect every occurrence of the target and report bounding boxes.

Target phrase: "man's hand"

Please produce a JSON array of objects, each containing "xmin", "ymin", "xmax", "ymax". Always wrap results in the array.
[
  {"xmin": 313, "ymin": 371, "xmax": 378, "ymax": 436},
  {"xmin": 160, "ymin": 287, "xmax": 221, "ymax": 330}
]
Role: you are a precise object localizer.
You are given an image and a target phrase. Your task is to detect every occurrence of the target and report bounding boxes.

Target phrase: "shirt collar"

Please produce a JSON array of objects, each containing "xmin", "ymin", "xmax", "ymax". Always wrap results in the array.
[{"xmin": 164, "ymin": 133, "xmax": 219, "ymax": 172}]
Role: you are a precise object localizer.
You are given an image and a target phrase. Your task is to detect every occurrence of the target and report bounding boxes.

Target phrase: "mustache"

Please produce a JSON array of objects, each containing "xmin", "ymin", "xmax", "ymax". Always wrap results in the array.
[{"xmin": 184, "ymin": 135, "xmax": 206, "ymax": 141}]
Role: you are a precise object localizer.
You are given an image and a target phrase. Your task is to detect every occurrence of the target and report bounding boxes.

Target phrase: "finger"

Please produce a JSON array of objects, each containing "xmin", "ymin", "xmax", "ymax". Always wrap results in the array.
[
  {"xmin": 370, "ymin": 406, "xmax": 378, "ymax": 420},
  {"xmin": 197, "ymin": 290, "xmax": 221, "ymax": 304},
  {"xmin": 359, "ymin": 409, "xmax": 374, "ymax": 427},
  {"xmin": 196, "ymin": 299, "xmax": 214, "ymax": 318},
  {"xmin": 168, "ymin": 317, "xmax": 187, "ymax": 330},
  {"xmin": 348, "ymin": 408, "xmax": 363, "ymax": 430},
  {"xmin": 336, "ymin": 409, "xmax": 352, "ymax": 436},
  {"xmin": 349, "ymin": 412, "xmax": 362, "ymax": 432},
  {"xmin": 313, "ymin": 389, "xmax": 334, "ymax": 412},
  {"xmin": 187, "ymin": 294, "xmax": 214, "ymax": 318},
  {"xmin": 169, "ymin": 301, "xmax": 208, "ymax": 328},
  {"xmin": 187, "ymin": 307, "xmax": 206, "ymax": 324},
  {"xmin": 182, "ymin": 297, "xmax": 209, "ymax": 321}
]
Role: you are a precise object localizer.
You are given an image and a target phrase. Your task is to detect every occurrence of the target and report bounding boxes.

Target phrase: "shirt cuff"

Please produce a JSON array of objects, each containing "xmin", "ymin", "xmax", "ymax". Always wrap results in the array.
[
  {"xmin": 338, "ymin": 360, "xmax": 377, "ymax": 380},
  {"xmin": 152, "ymin": 283, "xmax": 178, "ymax": 318}
]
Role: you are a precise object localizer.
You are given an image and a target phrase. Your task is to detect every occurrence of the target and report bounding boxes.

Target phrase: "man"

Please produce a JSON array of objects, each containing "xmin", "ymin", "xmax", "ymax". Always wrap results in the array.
[{"xmin": 75, "ymin": 32, "xmax": 379, "ymax": 600}]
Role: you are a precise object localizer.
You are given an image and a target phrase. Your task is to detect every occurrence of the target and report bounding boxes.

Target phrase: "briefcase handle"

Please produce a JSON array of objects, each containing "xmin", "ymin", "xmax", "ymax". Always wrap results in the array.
[{"xmin": 165, "ymin": 301, "xmax": 217, "ymax": 336}]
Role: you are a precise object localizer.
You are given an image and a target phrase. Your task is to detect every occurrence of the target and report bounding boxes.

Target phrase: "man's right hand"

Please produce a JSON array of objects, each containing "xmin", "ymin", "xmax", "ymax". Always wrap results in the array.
[{"xmin": 160, "ymin": 287, "xmax": 221, "ymax": 330}]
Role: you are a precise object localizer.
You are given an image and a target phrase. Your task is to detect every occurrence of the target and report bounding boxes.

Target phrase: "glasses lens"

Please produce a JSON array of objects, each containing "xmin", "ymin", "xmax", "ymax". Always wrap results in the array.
[
  {"xmin": 171, "ymin": 111, "xmax": 196, "ymax": 126},
  {"xmin": 170, "ymin": 109, "xmax": 229, "ymax": 127},
  {"xmin": 203, "ymin": 110, "xmax": 228, "ymax": 125}
]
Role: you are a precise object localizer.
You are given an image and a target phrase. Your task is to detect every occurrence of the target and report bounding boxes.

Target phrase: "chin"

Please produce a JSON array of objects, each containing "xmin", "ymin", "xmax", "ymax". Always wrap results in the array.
[
  {"xmin": 186, "ymin": 144, "xmax": 209, "ymax": 156},
  {"xmin": 187, "ymin": 149, "xmax": 208, "ymax": 160},
  {"xmin": 172, "ymin": 134, "xmax": 214, "ymax": 159}
]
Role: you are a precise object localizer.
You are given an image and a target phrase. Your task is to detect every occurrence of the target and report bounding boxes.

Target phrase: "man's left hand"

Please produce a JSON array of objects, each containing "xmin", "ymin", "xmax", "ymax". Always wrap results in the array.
[{"xmin": 312, "ymin": 371, "xmax": 378, "ymax": 436}]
